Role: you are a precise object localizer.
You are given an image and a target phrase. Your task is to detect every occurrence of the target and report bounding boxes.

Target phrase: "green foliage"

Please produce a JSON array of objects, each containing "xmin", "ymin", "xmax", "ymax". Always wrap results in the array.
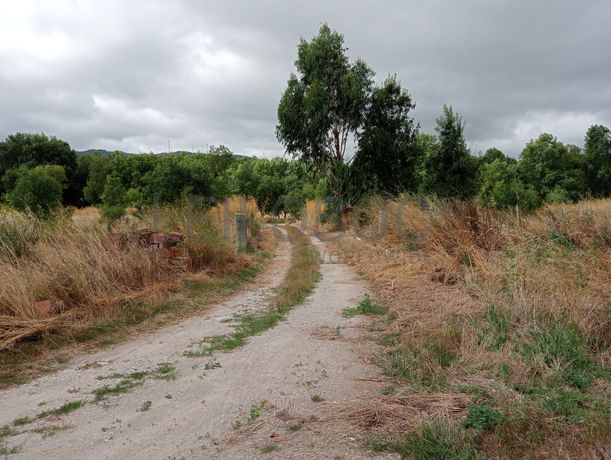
[
  {"xmin": 391, "ymin": 420, "xmax": 479, "ymax": 460},
  {"xmin": 519, "ymin": 133, "xmax": 586, "ymax": 203},
  {"xmin": 355, "ymin": 75, "xmax": 421, "ymax": 194},
  {"xmin": 0, "ymin": 132, "xmax": 79, "ymax": 204},
  {"xmin": 478, "ymin": 159, "xmax": 541, "ymax": 210},
  {"xmin": 37, "ymin": 400, "xmax": 84, "ymax": 418},
  {"xmin": 81, "ymin": 154, "xmax": 109, "ymax": 204},
  {"xmin": 342, "ymin": 294, "xmax": 388, "ymax": 317},
  {"xmin": 464, "ymin": 404, "xmax": 503, "ymax": 431},
  {"xmin": 519, "ymin": 321, "xmax": 607, "ymax": 389},
  {"xmin": 8, "ymin": 167, "xmax": 62, "ymax": 217},
  {"xmin": 277, "ymin": 24, "xmax": 373, "ymax": 167},
  {"xmin": 421, "ymin": 105, "xmax": 479, "ymax": 199},
  {"xmin": 101, "ymin": 173, "xmax": 128, "ymax": 223},
  {"xmin": 276, "ymin": 24, "xmax": 374, "ymax": 212},
  {"xmin": 583, "ymin": 124, "xmax": 611, "ymax": 197}
]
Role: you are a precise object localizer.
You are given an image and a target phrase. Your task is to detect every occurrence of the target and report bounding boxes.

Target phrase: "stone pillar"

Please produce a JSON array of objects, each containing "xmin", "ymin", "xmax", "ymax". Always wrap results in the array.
[{"xmin": 235, "ymin": 213, "xmax": 248, "ymax": 249}]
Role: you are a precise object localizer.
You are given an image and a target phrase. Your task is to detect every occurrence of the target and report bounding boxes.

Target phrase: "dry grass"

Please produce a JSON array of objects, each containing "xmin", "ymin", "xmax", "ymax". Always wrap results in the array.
[
  {"xmin": 0, "ymin": 197, "xmax": 264, "ymax": 352},
  {"xmin": 330, "ymin": 196, "xmax": 611, "ymax": 459},
  {"xmin": 302, "ymin": 199, "xmax": 325, "ymax": 229}
]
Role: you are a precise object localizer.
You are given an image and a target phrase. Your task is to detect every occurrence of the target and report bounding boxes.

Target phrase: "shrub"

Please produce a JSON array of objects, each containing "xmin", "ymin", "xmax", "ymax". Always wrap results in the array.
[{"xmin": 8, "ymin": 168, "xmax": 62, "ymax": 217}]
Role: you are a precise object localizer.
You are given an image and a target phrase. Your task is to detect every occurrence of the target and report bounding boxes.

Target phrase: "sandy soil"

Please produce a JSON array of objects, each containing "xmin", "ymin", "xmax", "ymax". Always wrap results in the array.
[{"xmin": 0, "ymin": 233, "xmax": 395, "ymax": 459}]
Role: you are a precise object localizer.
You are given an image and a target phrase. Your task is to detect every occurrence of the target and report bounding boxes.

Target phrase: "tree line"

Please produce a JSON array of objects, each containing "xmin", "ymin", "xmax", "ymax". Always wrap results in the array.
[
  {"xmin": 0, "ymin": 25, "xmax": 609, "ymax": 220},
  {"xmin": 276, "ymin": 24, "xmax": 610, "ymax": 215}
]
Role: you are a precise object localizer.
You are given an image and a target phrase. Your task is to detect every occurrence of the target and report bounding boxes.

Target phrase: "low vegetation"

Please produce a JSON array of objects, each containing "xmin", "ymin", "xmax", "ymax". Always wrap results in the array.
[
  {"xmin": 0, "ymin": 197, "xmax": 267, "ymax": 386},
  {"xmin": 334, "ymin": 196, "xmax": 610, "ymax": 458}
]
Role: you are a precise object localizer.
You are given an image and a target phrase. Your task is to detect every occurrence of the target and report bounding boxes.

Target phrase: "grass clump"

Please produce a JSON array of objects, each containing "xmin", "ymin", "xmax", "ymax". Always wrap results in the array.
[
  {"xmin": 37, "ymin": 400, "xmax": 84, "ymax": 418},
  {"xmin": 138, "ymin": 400, "xmax": 152, "ymax": 412},
  {"xmin": 343, "ymin": 294, "xmax": 387, "ymax": 317},
  {"xmin": 93, "ymin": 363, "xmax": 176, "ymax": 401},
  {"xmin": 390, "ymin": 420, "xmax": 479, "ymax": 460},
  {"xmin": 463, "ymin": 404, "xmax": 503, "ymax": 432}
]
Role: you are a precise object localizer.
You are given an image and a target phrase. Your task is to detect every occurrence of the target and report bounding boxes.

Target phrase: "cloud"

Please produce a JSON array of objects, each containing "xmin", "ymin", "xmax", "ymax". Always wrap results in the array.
[{"xmin": 0, "ymin": 0, "xmax": 610, "ymax": 157}]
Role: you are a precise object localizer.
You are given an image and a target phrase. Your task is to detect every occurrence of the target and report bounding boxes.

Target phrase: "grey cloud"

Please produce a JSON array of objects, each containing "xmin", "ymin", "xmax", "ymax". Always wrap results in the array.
[{"xmin": 0, "ymin": 0, "xmax": 609, "ymax": 158}]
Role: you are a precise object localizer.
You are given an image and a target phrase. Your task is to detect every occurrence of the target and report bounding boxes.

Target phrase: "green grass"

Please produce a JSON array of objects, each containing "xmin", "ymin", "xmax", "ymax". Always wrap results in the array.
[
  {"xmin": 389, "ymin": 420, "xmax": 480, "ymax": 460},
  {"xmin": 310, "ymin": 394, "xmax": 323, "ymax": 402},
  {"xmin": 380, "ymin": 323, "xmax": 461, "ymax": 391},
  {"xmin": 36, "ymin": 400, "xmax": 84, "ymax": 419},
  {"xmin": 93, "ymin": 363, "xmax": 176, "ymax": 401},
  {"xmin": 475, "ymin": 304, "xmax": 509, "ymax": 350},
  {"xmin": 463, "ymin": 404, "xmax": 503, "ymax": 432},
  {"xmin": 0, "ymin": 425, "xmax": 12, "ymax": 439},
  {"xmin": 185, "ymin": 227, "xmax": 321, "ymax": 357},
  {"xmin": 343, "ymin": 294, "xmax": 387, "ymax": 317},
  {"xmin": 12, "ymin": 417, "xmax": 31, "ymax": 426}
]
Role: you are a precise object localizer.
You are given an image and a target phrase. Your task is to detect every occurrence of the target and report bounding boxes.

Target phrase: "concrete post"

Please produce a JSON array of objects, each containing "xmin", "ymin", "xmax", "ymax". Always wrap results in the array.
[{"xmin": 235, "ymin": 213, "xmax": 248, "ymax": 249}]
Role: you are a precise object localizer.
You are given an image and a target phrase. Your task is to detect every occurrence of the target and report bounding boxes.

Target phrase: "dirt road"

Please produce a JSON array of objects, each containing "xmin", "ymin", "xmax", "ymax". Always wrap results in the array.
[{"xmin": 1, "ymin": 233, "xmax": 392, "ymax": 459}]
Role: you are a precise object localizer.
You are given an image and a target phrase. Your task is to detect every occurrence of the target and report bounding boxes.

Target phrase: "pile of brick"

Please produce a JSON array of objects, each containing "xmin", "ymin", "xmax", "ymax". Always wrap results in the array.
[{"xmin": 109, "ymin": 228, "xmax": 192, "ymax": 269}]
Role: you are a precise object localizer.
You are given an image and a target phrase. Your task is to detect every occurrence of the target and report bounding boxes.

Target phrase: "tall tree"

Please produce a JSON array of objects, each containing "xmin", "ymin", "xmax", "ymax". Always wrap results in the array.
[
  {"xmin": 276, "ymin": 24, "xmax": 374, "ymax": 213},
  {"xmin": 421, "ymin": 105, "xmax": 478, "ymax": 198},
  {"xmin": 354, "ymin": 75, "xmax": 420, "ymax": 194},
  {"xmin": 583, "ymin": 124, "xmax": 611, "ymax": 197}
]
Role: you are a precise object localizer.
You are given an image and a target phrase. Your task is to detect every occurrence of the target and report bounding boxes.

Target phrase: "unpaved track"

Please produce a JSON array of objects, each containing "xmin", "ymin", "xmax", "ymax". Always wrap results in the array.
[{"xmin": 1, "ymin": 232, "xmax": 391, "ymax": 459}]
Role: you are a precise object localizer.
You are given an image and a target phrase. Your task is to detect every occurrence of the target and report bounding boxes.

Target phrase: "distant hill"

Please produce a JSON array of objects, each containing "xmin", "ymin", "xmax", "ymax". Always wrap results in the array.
[
  {"xmin": 76, "ymin": 149, "xmax": 132, "ymax": 156},
  {"xmin": 76, "ymin": 149, "xmax": 251, "ymax": 159}
]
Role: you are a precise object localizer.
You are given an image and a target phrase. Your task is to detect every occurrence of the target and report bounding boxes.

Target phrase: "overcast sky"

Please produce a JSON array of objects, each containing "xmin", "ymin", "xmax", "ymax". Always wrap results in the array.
[{"xmin": 1, "ymin": 1, "xmax": 609, "ymax": 158}]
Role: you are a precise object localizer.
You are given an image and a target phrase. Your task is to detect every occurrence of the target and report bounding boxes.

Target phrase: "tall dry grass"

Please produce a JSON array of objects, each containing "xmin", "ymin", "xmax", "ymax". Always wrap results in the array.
[
  {"xmin": 0, "ymin": 196, "xmax": 263, "ymax": 350},
  {"xmin": 332, "ymin": 196, "xmax": 611, "ymax": 458}
]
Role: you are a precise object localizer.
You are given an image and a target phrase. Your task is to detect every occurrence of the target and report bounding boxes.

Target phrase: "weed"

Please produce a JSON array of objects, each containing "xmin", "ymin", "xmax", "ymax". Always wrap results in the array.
[
  {"xmin": 12, "ymin": 417, "xmax": 31, "ymax": 426},
  {"xmin": 93, "ymin": 374, "xmax": 146, "ymax": 401},
  {"xmin": 391, "ymin": 420, "xmax": 479, "ymax": 460},
  {"xmin": 310, "ymin": 394, "xmax": 324, "ymax": 402},
  {"xmin": 463, "ymin": 404, "xmax": 503, "ymax": 432},
  {"xmin": 231, "ymin": 420, "xmax": 242, "ymax": 430},
  {"xmin": 153, "ymin": 362, "xmax": 177, "ymax": 380},
  {"xmin": 260, "ymin": 442, "xmax": 280, "ymax": 453},
  {"xmin": 138, "ymin": 400, "xmax": 152, "ymax": 412},
  {"xmin": 249, "ymin": 404, "xmax": 262, "ymax": 422},
  {"xmin": 0, "ymin": 425, "xmax": 11, "ymax": 439},
  {"xmin": 37, "ymin": 400, "xmax": 84, "ymax": 418},
  {"xmin": 343, "ymin": 294, "xmax": 387, "ymax": 317}
]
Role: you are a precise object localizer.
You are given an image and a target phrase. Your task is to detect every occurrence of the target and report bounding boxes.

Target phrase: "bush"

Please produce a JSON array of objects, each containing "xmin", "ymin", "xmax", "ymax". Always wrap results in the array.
[{"xmin": 8, "ymin": 168, "xmax": 62, "ymax": 217}]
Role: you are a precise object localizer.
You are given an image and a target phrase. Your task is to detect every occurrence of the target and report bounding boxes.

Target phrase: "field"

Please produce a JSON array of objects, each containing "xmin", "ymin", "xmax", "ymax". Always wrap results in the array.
[{"xmin": 328, "ymin": 197, "xmax": 610, "ymax": 458}]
